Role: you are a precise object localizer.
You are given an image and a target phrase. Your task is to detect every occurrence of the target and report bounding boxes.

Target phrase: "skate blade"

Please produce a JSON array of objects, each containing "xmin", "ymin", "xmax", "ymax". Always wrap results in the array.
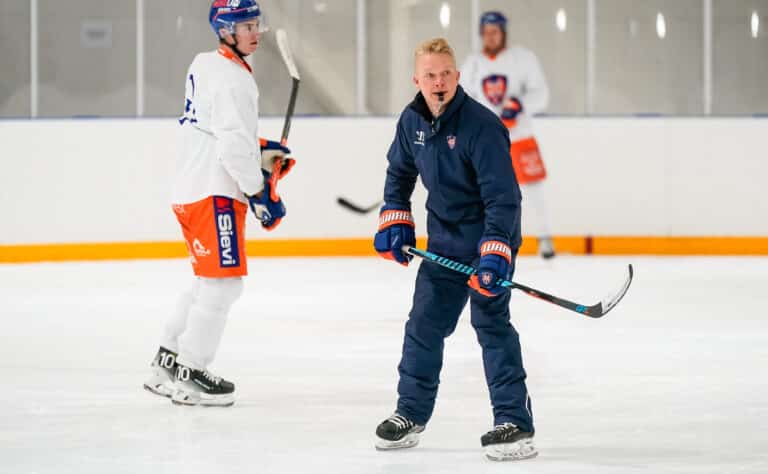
[
  {"xmin": 484, "ymin": 438, "xmax": 538, "ymax": 462},
  {"xmin": 375, "ymin": 433, "xmax": 420, "ymax": 451}
]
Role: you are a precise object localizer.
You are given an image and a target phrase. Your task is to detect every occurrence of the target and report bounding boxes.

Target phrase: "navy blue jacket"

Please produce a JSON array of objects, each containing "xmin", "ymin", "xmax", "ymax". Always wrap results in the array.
[{"xmin": 384, "ymin": 85, "xmax": 522, "ymax": 259}]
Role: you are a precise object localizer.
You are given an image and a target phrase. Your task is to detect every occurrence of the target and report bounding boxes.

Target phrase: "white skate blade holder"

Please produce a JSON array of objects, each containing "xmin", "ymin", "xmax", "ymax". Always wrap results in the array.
[
  {"xmin": 143, "ymin": 379, "xmax": 174, "ymax": 398},
  {"xmin": 143, "ymin": 365, "xmax": 175, "ymax": 398},
  {"xmin": 375, "ymin": 432, "xmax": 421, "ymax": 451},
  {"xmin": 484, "ymin": 437, "xmax": 538, "ymax": 461},
  {"xmin": 171, "ymin": 389, "xmax": 234, "ymax": 407}
]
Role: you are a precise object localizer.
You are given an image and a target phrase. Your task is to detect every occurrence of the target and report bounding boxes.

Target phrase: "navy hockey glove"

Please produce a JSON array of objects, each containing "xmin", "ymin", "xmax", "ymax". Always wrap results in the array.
[
  {"xmin": 374, "ymin": 205, "xmax": 415, "ymax": 266},
  {"xmin": 247, "ymin": 172, "xmax": 286, "ymax": 231},
  {"xmin": 468, "ymin": 238, "xmax": 514, "ymax": 297},
  {"xmin": 501, "ymin": 97, "xmax": 523, "ymax": 128}
]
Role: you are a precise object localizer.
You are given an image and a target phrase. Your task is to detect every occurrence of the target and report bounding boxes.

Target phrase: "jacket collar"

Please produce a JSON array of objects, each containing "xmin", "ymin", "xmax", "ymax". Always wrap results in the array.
[{"xmin": 409, "ymin": 85, "xmax": 467, "ymax": 133}]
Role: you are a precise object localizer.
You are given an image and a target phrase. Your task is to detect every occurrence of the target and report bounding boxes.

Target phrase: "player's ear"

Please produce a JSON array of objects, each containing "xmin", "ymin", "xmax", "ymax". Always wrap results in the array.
[
  {"xmin": 412, "ymin": 75, "xmax": 419, "ymax": 88},
  {"xmin": 219, "ymin": 28, "xmax": 233, "ymax": 43}
]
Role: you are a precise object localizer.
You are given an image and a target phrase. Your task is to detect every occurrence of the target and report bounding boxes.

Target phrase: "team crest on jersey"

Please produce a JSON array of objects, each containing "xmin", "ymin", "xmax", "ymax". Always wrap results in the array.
[
  {"xmin": 447, "ymin": 135, "xmax": 456, "ymax": 149},
  {"xmin": 214, "ymin": 197, "xmax": 239, "ymax": 267},
  {"xmin": 482, "ymin": 74, "xmax": 508, "ymax": 106}
]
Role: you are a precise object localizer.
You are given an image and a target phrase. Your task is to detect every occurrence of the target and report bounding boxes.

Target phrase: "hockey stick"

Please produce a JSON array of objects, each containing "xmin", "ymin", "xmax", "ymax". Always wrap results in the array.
[
  {"xmin": 336, "ymin": 197, "xmax": 383, "ymax": 214},
  {"xmin": 275, "ymin": 28, "xmax": 300, "ymax": 145},
  {"xmin": 404, "ymin": 246, "xmax": 633, "ymax": 318}
]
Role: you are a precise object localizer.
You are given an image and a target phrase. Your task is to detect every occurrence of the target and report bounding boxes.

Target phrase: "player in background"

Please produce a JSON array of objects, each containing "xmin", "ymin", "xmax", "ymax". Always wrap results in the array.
[
  {"xmin": 373, "ymin": 37, "xmax": 537, "ymax": 461},
  {"xmin": 142, "ymin": 0, "xmax": 295, "ymax": 407},
  {"xmin": 460, "ymin": 11, "xmax": 556, "ymax": 259}
]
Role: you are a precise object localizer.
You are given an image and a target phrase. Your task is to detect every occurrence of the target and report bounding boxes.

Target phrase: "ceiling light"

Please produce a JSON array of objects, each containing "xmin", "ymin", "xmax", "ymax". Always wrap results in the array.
[
  {"xmin": 751, "ymin": 11, "xmax": 759, "ymax": 38},
  {"xmin": 439, "ymin": 3, "xmax": 451, "ymax": 29},
  {"xmin": 556, "ymin": 8, "xmax": 567, "ymax": 32},
  {"xmin": 656, "ymin": 12, "xmax": 666, "ymax": 39}
]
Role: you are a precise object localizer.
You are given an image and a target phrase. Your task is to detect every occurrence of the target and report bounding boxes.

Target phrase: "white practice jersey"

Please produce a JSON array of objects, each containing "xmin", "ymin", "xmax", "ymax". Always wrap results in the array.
[
  {"xmin": 460, "ymin": 46, "xmax": 549, "ymax": 142},
  {"xmin": 172, "ymin": 47, "xmax": 264, "ymax": 205}
]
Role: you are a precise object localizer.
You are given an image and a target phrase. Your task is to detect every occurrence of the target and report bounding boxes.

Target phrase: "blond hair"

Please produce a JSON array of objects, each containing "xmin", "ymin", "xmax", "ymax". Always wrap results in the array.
[{"xmin": 414, "ymin": 37, "xmax": 456, "ymax": 65}]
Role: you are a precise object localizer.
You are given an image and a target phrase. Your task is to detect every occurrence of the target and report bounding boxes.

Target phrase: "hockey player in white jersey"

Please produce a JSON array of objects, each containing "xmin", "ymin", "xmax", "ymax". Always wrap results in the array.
[
  {"xmin": 460, "ymin": 11, "xmax": 556, "ymax": 259},
  {"xmin": 143, "ymin": 0, "xmax": 295, "ymax": 407}
]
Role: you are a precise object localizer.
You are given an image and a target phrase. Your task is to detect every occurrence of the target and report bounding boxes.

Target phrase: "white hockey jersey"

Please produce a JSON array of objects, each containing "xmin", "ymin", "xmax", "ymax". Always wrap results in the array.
[
  {"xmin": 172, "ymin": 46, "xmax": 264, "ymax": 205},
  {"xmin": 460, "ymin": 46, "xmax": 549, "ymax": 142}
]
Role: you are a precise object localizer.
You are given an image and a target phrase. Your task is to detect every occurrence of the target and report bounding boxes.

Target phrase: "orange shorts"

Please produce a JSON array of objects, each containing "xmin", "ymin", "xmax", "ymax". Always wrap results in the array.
[
  {"xmin": 172, "ymin": 196, "xmax": 248, "ymax": 277},
  {"xmin": 510, "ymin": 137, "xmax": 547, "ymax": 184}
]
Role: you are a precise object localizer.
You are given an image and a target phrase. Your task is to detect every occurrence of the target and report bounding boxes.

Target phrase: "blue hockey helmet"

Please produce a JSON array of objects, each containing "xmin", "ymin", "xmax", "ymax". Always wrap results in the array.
[
  {"xmin": 209, "ymin": 0, "xmax": 266, "ymax": 38},
  {"xmin": 479, "ymin": 11, "xmax": 507, "ymax": 33}
]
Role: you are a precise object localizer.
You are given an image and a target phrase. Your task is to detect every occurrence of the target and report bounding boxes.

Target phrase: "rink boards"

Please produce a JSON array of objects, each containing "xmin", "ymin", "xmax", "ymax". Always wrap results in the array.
[{"xmin": 1, "ymin": 117, "xmax": 766, "ymax": 261}]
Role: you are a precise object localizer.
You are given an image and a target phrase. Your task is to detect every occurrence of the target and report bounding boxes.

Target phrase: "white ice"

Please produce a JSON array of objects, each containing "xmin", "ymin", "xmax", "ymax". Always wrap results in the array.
[{"xmin": 1, "ymin": 256, "xmax": 767, "ymax": 474}]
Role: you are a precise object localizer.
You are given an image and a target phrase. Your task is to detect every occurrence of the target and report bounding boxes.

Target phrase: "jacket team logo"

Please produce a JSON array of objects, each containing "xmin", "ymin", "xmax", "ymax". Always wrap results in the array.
[
  {"xmin": 214, "ymin": 197, "xmax": 239, "ymax": 267},
  {"xmin": 447, "ymin": 135, "xmax": 456, "ymax": 149},
  {"xmin": 482, "ymin": 74, "xmax": 508, "ymax": 106}
]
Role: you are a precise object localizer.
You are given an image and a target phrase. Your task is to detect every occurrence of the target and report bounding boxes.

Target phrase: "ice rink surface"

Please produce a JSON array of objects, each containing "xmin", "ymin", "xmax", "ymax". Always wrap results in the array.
[{"xmin": 1, "ymin": 255, "xmax": 767, "ymax": 474}]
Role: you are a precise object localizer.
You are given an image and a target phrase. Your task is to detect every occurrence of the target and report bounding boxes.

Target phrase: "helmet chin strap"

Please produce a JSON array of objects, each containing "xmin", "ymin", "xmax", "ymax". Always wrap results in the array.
[{"xmin": 221, "ymin": 30, "xmax": 248, "ymax": 59}]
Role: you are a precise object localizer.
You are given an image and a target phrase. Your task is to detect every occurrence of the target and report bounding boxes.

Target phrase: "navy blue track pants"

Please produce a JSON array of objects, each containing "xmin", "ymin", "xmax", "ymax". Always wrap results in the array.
[{"xmin": 395, "ymin": 260, "xmax": 533, "ymax": 431}]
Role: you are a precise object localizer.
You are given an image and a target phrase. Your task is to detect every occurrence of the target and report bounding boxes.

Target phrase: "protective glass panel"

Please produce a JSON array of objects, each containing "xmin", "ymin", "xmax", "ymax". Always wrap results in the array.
[
  {"xmin": 259, "ymin": 0, "xmax": 357, "ymax": 116},
  {"xmin": 38, "ymin": 0, "xmax": 136, "ymax": 117},
  {"xmin": 594, "ymin": 0, "xmax": 703, "ymax": 115},
  {"xmin": 367, "ymin": 0, "xmax": 473, "ymax": 115},
  {"xmin": 0, "ymin": 1, "xmax": 31, "ymax": 117},
  {"xmin": 479, "ymin": 0, "xmax": 588, "ymax": 115},
  {"xmin": 712, "ymin": 0, "xmax": 768, "ymax": 114},
  {"xmin": 144, "ymin": 0, "xmax": 211, "ymax": 117}
]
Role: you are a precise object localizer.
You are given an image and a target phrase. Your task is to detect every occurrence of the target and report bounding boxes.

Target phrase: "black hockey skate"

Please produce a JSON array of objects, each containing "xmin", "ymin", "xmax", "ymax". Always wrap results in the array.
[
  {"xmin": 481, "ymin": 423, "xmax": 538, "ymax": 461},
  {"xmin": 171, "ymin": 363, "xmax": 235, "ymax": 407},
  {"xmin": 143, "ymin": 346, "xmax": 177, "ymax": 398},
  {"xmin": 375, "ymin": 413, "xmax": 425, "ymax": 450}
]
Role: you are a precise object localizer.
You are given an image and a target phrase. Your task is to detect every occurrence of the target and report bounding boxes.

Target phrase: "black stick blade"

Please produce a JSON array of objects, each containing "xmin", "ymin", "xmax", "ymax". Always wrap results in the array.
[{"xmin": 336, "ymin": 197, "xmax": 382, "ymax": 214}]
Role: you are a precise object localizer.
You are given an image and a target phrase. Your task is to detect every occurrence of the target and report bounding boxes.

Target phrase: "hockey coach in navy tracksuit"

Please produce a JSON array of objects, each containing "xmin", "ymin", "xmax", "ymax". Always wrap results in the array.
[{"xmin": 373, "ymin": 38, "xmax": 537, "ymax": 462}]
